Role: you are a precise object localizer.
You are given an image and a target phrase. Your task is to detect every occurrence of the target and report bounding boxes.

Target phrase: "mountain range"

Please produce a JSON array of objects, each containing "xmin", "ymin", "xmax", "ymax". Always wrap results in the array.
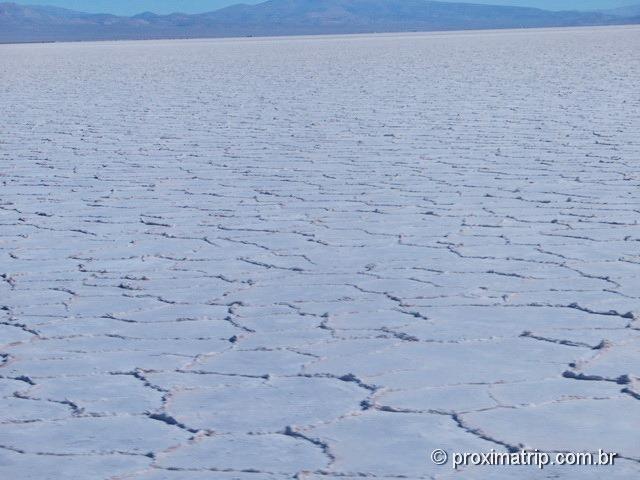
[
  {"xmin": 605, "ymin": 4, "xmax": 640, "ymax": 16},
  {"xmin": 1, "ymin": 0, "xmax": 639, "ymax": 43}
]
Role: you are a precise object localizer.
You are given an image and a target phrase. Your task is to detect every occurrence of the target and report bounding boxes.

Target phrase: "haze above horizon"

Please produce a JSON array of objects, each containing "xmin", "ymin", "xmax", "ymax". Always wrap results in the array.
[{"xmin": 9, "ymin": 0, "xmax": 640, "ymax": 16}]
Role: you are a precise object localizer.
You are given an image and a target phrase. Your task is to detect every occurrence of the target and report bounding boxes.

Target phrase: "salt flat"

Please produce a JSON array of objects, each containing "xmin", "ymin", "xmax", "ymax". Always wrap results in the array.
[{"xmin": 1, "ymin": 26, "xmax": 640, "ymax": 479}]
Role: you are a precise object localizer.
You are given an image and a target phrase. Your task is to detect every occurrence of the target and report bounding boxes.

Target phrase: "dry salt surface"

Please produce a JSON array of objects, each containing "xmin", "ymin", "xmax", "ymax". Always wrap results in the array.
[{"xmin": 1, "ymin": 26, "xmax": 640, "ymax": 480}]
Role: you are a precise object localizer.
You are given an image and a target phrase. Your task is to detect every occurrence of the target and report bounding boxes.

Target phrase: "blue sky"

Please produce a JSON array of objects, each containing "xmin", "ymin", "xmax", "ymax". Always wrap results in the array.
[{"xmin": 17, "ymin": 1, "xmax": 640, "ymax": 16}]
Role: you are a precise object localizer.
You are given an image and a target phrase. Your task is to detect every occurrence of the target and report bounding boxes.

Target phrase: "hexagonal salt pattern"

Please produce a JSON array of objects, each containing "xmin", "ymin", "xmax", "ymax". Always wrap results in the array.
[{"xmin": 1, "ymin": 26, "xmax": 640, "ymax": 479}]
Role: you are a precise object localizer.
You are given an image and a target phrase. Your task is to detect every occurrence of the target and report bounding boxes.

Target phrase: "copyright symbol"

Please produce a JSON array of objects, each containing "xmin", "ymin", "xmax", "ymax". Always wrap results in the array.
[{"xmin": 431, "ymin": 449, "xmax": 448, "ymax": 465}]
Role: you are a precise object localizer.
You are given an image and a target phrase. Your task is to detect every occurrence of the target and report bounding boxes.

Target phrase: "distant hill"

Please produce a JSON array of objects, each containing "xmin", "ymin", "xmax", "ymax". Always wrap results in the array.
[
  {"xmin": 603, "ymin": 4, "xmax": 640, "ymax": 17},
  {"xmin": 1, "ymin": 0, "xmax": 638, "ymax": 43}
]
